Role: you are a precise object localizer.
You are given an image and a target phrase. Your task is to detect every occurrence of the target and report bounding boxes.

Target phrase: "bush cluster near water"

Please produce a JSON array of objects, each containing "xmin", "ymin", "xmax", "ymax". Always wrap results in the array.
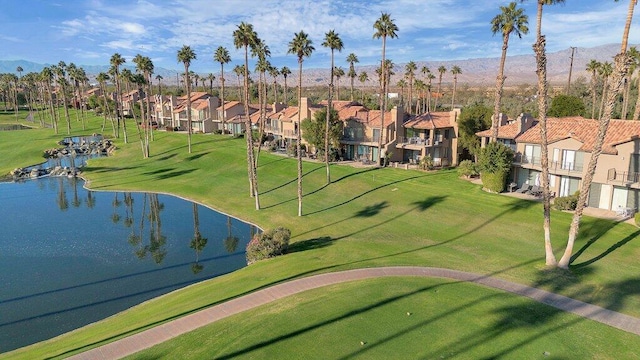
[{"xmin": 246, "ymin": 227, "xmax": 291, "ymax": 264}]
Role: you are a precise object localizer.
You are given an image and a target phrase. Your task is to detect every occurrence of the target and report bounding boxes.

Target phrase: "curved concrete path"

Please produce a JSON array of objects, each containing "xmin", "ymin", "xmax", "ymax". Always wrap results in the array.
[{"xmin": 68, "ymin": 266, "xmax": 640, "ymax": 359}]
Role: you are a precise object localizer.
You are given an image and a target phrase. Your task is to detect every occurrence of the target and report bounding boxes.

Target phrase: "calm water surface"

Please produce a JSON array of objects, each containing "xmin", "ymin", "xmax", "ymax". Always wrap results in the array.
[{"xmin": 0, "ymin": 177, "xmax": 256, "ymax": 352}]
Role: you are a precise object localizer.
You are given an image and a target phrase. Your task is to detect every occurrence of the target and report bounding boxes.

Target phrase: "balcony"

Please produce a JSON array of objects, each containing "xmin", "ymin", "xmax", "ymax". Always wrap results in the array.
[
  {"xmin": 264, "ymin": 125, "xmax": 281, "ymax": 135},
  {"xmin": 283, "ymin": 129, "xmax": 298, "ymax": 137},
  {"xmin": 608, "ymin": 168, "xmax": 640, "ymax": 186},
  {"xmin": 342, "ymin": 133, "xmax": 376, "ymax": 143},
  {"xmin": 397, "ymin": 136, "xmax": 432, "ymax": 147},
  {"xmin": 514, "ymin": 154, "xmax": 583, "ymax": 175}
]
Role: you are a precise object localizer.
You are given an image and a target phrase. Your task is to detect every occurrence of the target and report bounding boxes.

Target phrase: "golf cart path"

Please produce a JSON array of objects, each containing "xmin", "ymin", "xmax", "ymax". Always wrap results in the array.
[{"xmin": 68, "ymin": 266, "xmax": 640, "ymax": 359}]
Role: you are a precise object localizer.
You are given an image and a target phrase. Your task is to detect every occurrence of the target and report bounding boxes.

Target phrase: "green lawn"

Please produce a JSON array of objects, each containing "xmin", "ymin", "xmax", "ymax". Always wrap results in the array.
[
  {"xmin": 2, "ymin": 109, "xmax": 640, "ymax": 359},
  {"xmin": 125, "ymin": 278, "xmax": 640, "ymax": 360}
]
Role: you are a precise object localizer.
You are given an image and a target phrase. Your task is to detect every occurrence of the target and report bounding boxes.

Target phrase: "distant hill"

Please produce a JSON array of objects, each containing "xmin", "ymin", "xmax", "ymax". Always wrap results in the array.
[{"xmin": 0, "ymin": 43, "xmax": 628, "ymax": 87}]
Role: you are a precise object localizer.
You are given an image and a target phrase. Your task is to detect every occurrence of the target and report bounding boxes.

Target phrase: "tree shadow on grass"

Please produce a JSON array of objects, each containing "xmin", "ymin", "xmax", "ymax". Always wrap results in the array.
[
  {"xmin": 291, "ymin": 196, "xmax": 446, "ymax": 253},
  {"xmin": 257, "ymin": 156, "xmax": 288, "ymax": 168},
  {"xmin": 259, "ymin": 164, "xmax": 324, "ymax": 196},
  {"xmin": 84, "ymin": 166, "xmax": 138, "ymax": 174},
  {"xmin": 303, "ymin": 173, "xmax": 432, "ymax": 216},
  {"xmin": 185, "ymin": 151, "xmax": 210, "ymax": 161},
  {"xmin": 571, "ymin": 228, "xmax": 640, "ymax": 269},
  {"xmin": 142, "ymin": 168, "xmax": 175, "ymax": 176},
  {"xmin": 155, "ymin": 153, "xmax": 177, "ymax": 161},
  {"xmin": 155, "ymin": 168, "xmax": 197, "ymax": 180}
]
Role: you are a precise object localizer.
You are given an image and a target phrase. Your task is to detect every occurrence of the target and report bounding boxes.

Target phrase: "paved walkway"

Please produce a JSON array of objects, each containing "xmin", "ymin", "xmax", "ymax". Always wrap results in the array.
[{"xmin": 68, "ymin": 266, "xmax": 640, "ymax": 359}]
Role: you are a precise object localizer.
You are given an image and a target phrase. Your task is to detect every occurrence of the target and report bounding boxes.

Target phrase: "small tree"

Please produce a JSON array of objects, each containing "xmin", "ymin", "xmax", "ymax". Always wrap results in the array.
[
  {"xmin": 477, "ymin": 142, "xmax": 513, "ymax": 192},
  {"xmin": 548, "ymin": 94, "xmax": 586, "ymax": 117},
  {"xmin": 301, "ymin": 107, "xmax": 343, "ymax": 157},
  {"xmin": 458, "ymin": 104, "xmax": 493, "ymax": 161}
]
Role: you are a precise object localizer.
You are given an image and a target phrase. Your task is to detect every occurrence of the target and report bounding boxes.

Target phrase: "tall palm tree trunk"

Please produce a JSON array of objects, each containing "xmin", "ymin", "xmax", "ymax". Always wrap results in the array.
[
  {"xmin": 491, "ymin": 35, "xmax": 510, "ymax": 142},
  {"xmin": 297, "ymin": 61, "xmax": 304, "ymax": 216},
  {"xmin": 533, "ymin": 2, "xmax": 556, "ymax": 266},
  {"xmin": 378, "ymin": 36, "xmax": 387, "ymax": 165},
  {"xmin": 243, "ymin": 46, "xmax": 260, "ymax": 210},
  {"xmin": 325, "ymin": 50, "xmax": 335, "ymax": 184},
  {"xmin": 558, "ymin": 53, "xmax": 633, "ymax": 268},
  {"xmin": 633, "ymin": 76, "xmax": 640, "ymax": 120}
]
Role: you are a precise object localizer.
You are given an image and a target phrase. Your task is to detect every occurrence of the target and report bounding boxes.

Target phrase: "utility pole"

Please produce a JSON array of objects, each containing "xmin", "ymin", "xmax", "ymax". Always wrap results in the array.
[{"xmin": 566, "ymin": 46, "xmax": 577, "ymax": 95}]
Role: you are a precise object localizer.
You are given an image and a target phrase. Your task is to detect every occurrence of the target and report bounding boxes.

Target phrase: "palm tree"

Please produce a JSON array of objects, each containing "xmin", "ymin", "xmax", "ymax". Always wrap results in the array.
[
  {"xmin": 359, "ymin": 71, "xmax": 369, "ymax": 103},
  {"xmin": 110, "ymin": 53, "xmax": 127, "ymax": 141},
  {"xmin": 155, "ymin": 74, "xmax": 163, "ymax": 95},
  {"xmin": 450, "ymin": 65, "xmax": 462, "ymax": 110},
  {"xmin": 251, "ymin": 38, "xmax": 271, "ymax": 164},
  {"xmin": 214, "ymin": 46, "xmax": 231, "ymax": 133},
  {"xmin": 234, "ymin": 22, "xmax": 261, "ymax": 210},
  {"xmin": 435, "ymin": 65, "xmax": 447, "ymax": 110},
  {"xmin": 193, "ymin": 73, "xmax": 200, "ymax": 92},
  {"xmin": 15, "ymin": 66, "xmax": 22, "ymax": 120},
  {"xmin": 621, "ymin": 46, "xmax": 638, "ymax": 119},
  {"xmin": 281, "ymin": 66, "xmax": 291, "ymax": 105},
  {"xmin": 133, "ymin": 54, "xmax": 155, "ymax": 156},
  {"xmin": 414, "ymin": 79, "xmax": 425, "ymax": 113},
  {"xmin": 373, "ymin": 12, "xmax": 399, "ymax": 165},
  {"xmin": 558, "ymin": 0, "xmax": 637, "ymax": 269},
  {"xmin": 490, "ymin": 2, "xmax": 529, "ymax": 142},
  {"xmin": 53, "ymin": 62, "xmax": 72, "ymax": 135},
  {"xmin": 426, "ymin": 72, "xmax": 435, "ymax": 112},
  {"xmin": 206, "ymin": 73, "xmax": 215, "ymax": 94},
  {"xmin": 586, "ymin": 59, "xmax": 600, "ymax": 119},
  {"xmin": 96, "ymin": 72, "xmax": 114, "ymax": 135},
  {"xmin": 405, "ymin": 61, "xmax": 417, "ymax": 113},
  {"xmin": 397, "ymin": 78, "xmax": 407, "ymax": 106},
  {"xmin": 41, "ymin": 67, "xmax": 58, "ymax": 133},
  {"xmin": 598, "ymin": 61, "xmax": 613, "ymax": 119},
  {"xmin": 346, "ymin": 53, "xmax": 359, "ymax": 102},
  {"xmin": 421, "ymin": 66, "xmax": 430, "ymax": 113},
  {"xmin": 288, "ymin": 30, "xmax": 314, "ymax": 217},
  {"xmin": 323, "ymin": 30, "xmax": 343, "ymax": 184},
  {"xmin": 233, "ymin": 64, "xmax": 244, "ymax": 101},
  {"xmin": 334, "ymin": 67, "xmax": 345, "ymax": 100},
  {"xmin": 527, "ymin": 0, "xmax": 566, "ymax": 267},
  {"xmin": 268, "ymin": 66, "xmax": 279, "ymax": 104},
  {"xmin": 177, "ymin": 45, "xmax": 197, "ymax": 153}
]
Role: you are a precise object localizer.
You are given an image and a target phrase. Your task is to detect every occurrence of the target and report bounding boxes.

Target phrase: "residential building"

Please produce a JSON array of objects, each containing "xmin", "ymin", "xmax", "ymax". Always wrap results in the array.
[
  {"xmin": 477, "ymin": 115, "xmax": 640, "ymax": 212},
  {"xmin": 171, "ymin": 92, "xmax": 219, "ymax": 133},
  {"xmin": 395, "ymin": 109, "xmax": 461, "ymax": 166}
]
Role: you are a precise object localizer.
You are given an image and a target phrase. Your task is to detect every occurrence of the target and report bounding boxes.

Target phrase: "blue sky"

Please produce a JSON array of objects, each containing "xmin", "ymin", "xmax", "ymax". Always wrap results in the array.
[{"xmin": 0, "ymin": 0, "xmax": 637, "ymax": 73}]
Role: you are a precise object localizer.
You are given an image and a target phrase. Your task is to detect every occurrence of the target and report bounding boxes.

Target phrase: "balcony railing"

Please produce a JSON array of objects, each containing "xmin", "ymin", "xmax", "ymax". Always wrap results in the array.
[
  {"xmin": 264, "ymin": 125, "xmax": 281, "ymax": 134},
  {"xmin": 608, "ymin": 168, "xmax": 640, "ymax": 184},
  {"xmin": 514, "ymin": 154, "xmax": 583, "ymax": 173},
  {"xmin": 283, "ymin": 129, "xmax": 298, "ymax": 137},
  {"xmin": 342, "ymin": 134, "xmax": 375, "ymax": 142},
  {"xmin": 397, "ymin": 136, "xmax": 431, "ymax": 146}
]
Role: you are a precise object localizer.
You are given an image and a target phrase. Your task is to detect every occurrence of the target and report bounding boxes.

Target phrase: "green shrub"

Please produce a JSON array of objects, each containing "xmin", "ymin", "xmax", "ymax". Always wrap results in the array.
[
  {"xmin": 477, "ymin": 142, "xmax": 513, "ymax": 192},
  {"xmin": 419, "ymin": 154, "xmax": 434, "ymax": 170},
  {"xmin": 480, "ymin": 171, "xmax": 507, "ymax": 193},
  {"xmin": 457, "ymin": 160, "xmax": 478, "ymax": 178},
  {"xmin": 635, "ymin": 212, "xmax": 640, "ymax": 227},
  {"xmin": 553, "ymin": 191, "xmax": 580, "ymax": 211},
  {"xmin": 246, "ymin": 227, "xmax": 291, "ymax": 264}
]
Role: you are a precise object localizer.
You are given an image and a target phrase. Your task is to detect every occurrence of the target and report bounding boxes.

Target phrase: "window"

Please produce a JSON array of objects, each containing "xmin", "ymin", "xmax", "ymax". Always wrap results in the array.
[
  {"xmin": 524, "ymin": 144, "xmax": 541, "ymax": 164},
  {"xmin": 373, "ymin": 129, "xmax": 381, "ymax": 142},
  {"xmin": 561, "ymin": 150, "xmax": 576, "ymax": 170}
]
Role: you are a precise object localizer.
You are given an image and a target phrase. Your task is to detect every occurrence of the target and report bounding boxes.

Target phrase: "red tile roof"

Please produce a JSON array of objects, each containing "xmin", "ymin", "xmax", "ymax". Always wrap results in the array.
[
  {"xmin": 403, "ymin": 111, "xmax": 452, "ymax": 130},
  {"xmin": 517, "ymin": 116, "xmax": 640, "ymax": 154},
  {"xmin": 476, "ymin": 122, "xmax": 521, "ymax": 139}
]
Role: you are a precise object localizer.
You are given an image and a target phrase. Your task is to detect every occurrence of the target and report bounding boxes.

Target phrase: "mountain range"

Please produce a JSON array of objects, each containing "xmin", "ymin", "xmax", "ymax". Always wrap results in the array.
[{"xmin": 0, "ymin": 43, "xmax": 629, "ymax": 88}]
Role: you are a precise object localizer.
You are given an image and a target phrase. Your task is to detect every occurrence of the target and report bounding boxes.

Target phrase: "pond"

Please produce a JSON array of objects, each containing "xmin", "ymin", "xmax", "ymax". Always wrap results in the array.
[{"xmin": 0, "ymin": 177, "xmax": 257, "ymax": 352}]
